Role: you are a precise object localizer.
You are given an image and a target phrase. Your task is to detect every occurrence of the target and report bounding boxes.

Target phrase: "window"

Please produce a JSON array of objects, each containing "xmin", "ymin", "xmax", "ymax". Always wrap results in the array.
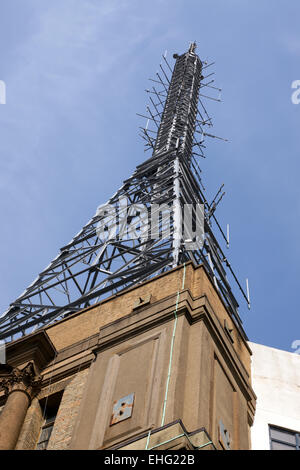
[
  {"xmin": 36, "ymin": 413, "xmax": 57, "ymax": 450},
  {"xmin": 269, "ymin": 425, "xmax": 300, "ymax": 450},
  {"xmin": 36, "ymin": 391, "xmax": 63, "ymax": 450}
]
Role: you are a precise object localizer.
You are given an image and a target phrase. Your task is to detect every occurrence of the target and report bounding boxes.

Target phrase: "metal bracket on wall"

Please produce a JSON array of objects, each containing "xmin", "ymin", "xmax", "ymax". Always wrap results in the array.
[
  {"xmin": 110, "ymin": 393, "xmax": 135, "ymax": 426},
  {"xmin": 218, "ymin": 419, "xmax": 231, "ymax": 450},
  {"xmin": 133, "ymin": 294, "xmax": 151, "ymax": 310}
]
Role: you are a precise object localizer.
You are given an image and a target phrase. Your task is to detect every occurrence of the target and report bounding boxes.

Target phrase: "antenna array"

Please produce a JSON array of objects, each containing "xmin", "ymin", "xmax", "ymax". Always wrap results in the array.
[{"xmin": 0, "ymin": 43, "xmax": 250, "ymax": 342}]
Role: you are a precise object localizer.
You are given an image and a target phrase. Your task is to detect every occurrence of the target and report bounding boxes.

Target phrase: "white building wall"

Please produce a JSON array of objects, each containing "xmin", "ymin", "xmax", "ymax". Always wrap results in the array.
[{"xmin": 249, "ymin": 342, "xmax": 300, "ymax": 450}]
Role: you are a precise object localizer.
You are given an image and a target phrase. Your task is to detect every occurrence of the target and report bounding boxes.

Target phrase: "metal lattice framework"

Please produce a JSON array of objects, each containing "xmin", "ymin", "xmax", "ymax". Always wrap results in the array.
[{"xmin": 0, "ymin": 43, "xmax": 250, "ymax": 342}]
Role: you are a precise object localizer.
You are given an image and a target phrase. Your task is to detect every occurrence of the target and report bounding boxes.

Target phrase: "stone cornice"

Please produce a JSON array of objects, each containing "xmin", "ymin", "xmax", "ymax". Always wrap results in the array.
[
  {"xmin": 91, "ymin": 289, "xmax": 256, "ymax": 413},
  {"xmin": 4, "ymin": 330, "xmax": 57, "ymax": 373},
  {"xmin": 45, "ymin": 262, "xmax": 249, "ymax": 344}
]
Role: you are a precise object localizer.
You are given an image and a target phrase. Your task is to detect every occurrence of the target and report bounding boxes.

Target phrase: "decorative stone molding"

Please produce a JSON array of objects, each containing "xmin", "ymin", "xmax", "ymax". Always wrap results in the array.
[
  {"xmin": 4, "ymin": 330, "xmax": 57, "ymax": 374},
  {"xmin": 0, "ymin": 362, "xmax": 42, "ymax": 403}
]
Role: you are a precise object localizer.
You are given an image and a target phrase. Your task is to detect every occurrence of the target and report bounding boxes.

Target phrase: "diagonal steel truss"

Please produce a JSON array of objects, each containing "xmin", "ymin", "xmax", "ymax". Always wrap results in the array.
[{"xmin": 0, "ymin": 43, "xmax": 249, "ymax": 342}]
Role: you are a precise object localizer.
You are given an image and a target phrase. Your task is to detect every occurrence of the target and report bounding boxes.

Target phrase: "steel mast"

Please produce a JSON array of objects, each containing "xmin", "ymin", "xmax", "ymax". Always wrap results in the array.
[{"xmin": 0, "ymin": 43, "xmax": 249, "ymax": 342}]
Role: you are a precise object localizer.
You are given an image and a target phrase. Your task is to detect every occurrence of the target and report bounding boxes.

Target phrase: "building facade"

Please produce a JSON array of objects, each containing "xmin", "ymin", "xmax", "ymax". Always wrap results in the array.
[
  {"xmin": 250, "ymin": 342, "xmax": 300, "ymax": 450},
  {"xmin": 0, "ymin": 263, "xmax": 256, "ymax": 450}
]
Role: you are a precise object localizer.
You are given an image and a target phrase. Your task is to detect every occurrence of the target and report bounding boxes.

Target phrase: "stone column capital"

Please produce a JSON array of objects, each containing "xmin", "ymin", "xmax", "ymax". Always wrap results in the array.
[{"xmin": 0, "ymin": 362, "xmax": 42, "ymax": 403}]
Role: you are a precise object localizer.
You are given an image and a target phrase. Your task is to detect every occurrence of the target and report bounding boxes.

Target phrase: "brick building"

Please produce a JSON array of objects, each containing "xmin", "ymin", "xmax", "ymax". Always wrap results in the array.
[
  {"xmin": 0, "ymin": 44, "xmax": 258, "ymax": 451},
  {"xmin": 0, "ymin": 262, "xmax": 256, "ymax": 450}
]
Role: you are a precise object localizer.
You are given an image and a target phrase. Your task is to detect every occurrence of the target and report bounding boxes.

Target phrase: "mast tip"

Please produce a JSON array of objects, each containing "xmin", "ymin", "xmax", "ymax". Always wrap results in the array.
[{"xmin": 189, "ymin": 42, "xmax": 197, "ymax": 53}]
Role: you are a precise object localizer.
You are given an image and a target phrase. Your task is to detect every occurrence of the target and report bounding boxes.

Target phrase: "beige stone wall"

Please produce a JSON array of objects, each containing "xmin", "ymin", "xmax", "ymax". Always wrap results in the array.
[
  {"xmin": 69, "ymin": 287, "xmax": 255, "ymax": 450},
  {"xmin": 16, "ymin": 398, "xmax": 43, "ymax": 450},
  {"xmin": 1, "ymin": 262, "xmax": 254, "ymax": 450},
  {"xmin": 12, "ymin": 370, "xmax": 89, "ymax": 450},
  {"xmin": 46, "ymin": 267, "xmax": 184, "ymax": 351},
  {"xmin": 45, "ymin": 263, "xmax": 251, "ymax": 377},
  {"xmin": 47, "ymin": 369, "xmax": 89, "ymax": 450},
  {"xmin": 191, "ymin": 265, "xmax": 251, "ymax": 373}
]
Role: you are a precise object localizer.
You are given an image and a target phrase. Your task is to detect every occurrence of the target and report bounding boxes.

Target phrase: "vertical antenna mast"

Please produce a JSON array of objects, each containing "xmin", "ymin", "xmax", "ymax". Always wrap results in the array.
[{"xmin": 0, "ymin": 43, "xmax": 250, "ymax": 342}]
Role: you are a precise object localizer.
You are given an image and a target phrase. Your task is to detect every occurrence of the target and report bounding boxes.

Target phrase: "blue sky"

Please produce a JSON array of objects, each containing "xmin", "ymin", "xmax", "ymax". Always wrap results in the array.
[{"xmin": 0, "ymin": 0, "xmax": 299, "ymax": 352}]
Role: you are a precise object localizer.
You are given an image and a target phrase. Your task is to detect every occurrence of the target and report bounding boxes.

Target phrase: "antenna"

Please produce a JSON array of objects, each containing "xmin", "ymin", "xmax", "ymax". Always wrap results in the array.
[
  {"xmin": 226, "ymin": 224, "xmax": 230, "ymax": 249},
  {"xmin": 0, "ymin": 44, "xmax": 250, "ymax": 343},
  {"xmin": 208, "ymin": 184, "xmax": 226, "ymax": 218},
  {"xmin": 246, "ymin": 278, "xmax": 251, "ymax": 310}
]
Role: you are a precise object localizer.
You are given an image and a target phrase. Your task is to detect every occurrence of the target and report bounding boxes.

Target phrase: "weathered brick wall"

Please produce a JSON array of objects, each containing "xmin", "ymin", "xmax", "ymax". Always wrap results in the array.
[
  {"xmin": 47, "ymin": 369, "xmax": 89, "ymax": 450},
  {"xmin": 15, "ymin": 398, "xmax": 43, "ymax": 450},
  {"xmin": 39, "ymin": 378, "xmax": 71, "ymax": 400},
  {"xmin": 0, "ymin": 264, "xmax": 254, "ymax": 450},
  {"xmin": 46, "ymin": 267, "xmax": 184, "ymax": 350},
  {"xmin": 46, "ymin": 263, "xmax": 251, "ymax": 376},
  {"xmin": 11, "ymin": 372, "xmax": 88, "ymax": 450}
]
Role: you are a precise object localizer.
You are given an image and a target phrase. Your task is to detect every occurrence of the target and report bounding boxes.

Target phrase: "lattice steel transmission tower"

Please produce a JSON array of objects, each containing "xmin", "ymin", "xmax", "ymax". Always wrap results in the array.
[{"xmin": 0, "ymin": 43, "xmax": 250, "ymax": 342}]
